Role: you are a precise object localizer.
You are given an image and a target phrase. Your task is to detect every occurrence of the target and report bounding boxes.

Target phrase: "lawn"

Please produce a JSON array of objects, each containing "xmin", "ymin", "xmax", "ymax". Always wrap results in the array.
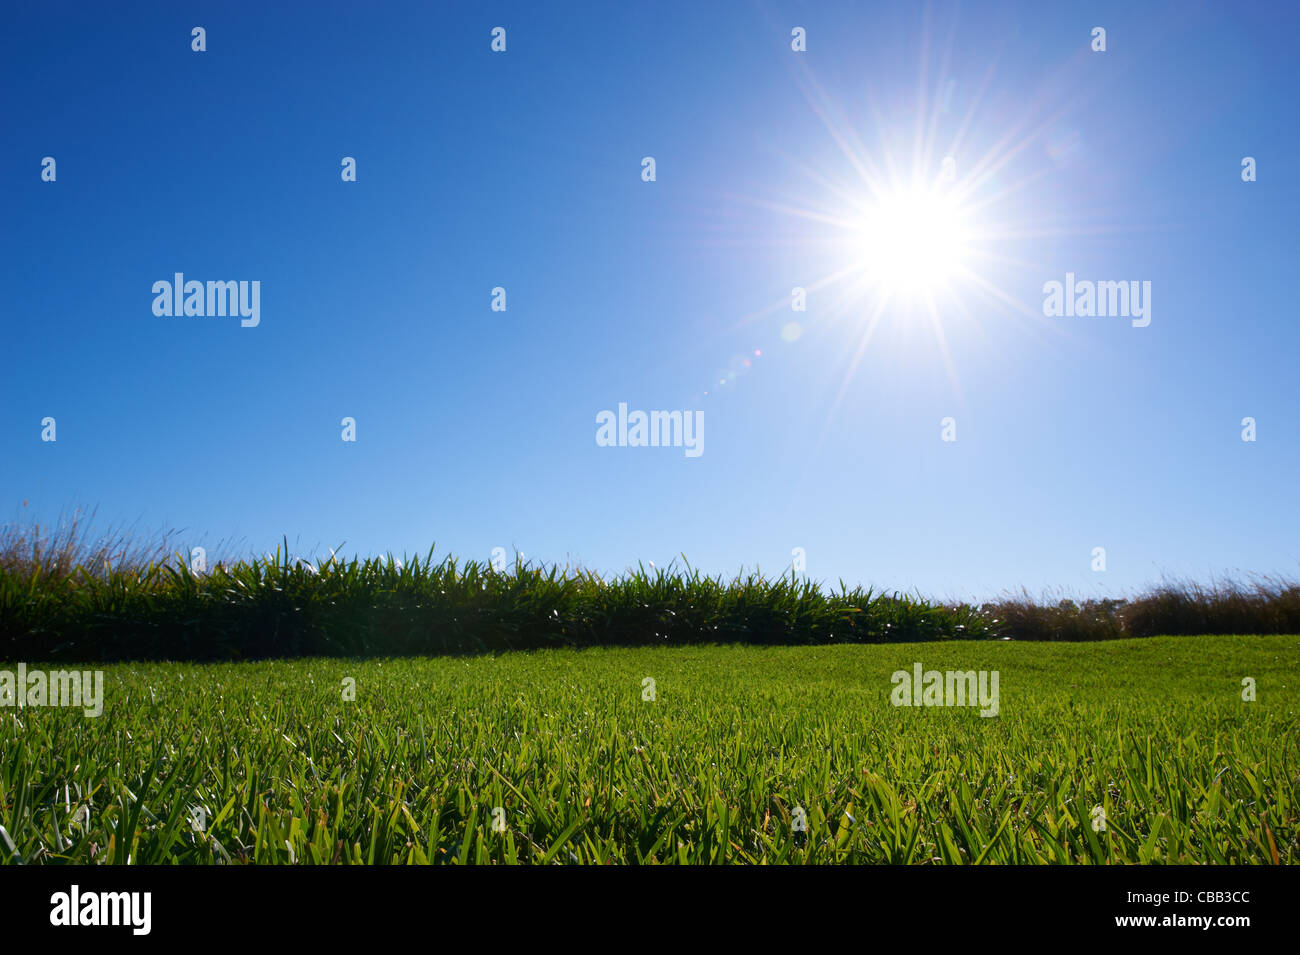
[{"xmin": 1, "ymin": 635, "xmax": 1295, "ymax": 864}]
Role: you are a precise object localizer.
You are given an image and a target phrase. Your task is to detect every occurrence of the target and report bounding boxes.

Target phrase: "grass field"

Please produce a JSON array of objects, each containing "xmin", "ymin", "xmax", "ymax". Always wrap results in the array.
[{"xmin": 2, "ymin": 634, "xmax": 1296, "ymax": 864}]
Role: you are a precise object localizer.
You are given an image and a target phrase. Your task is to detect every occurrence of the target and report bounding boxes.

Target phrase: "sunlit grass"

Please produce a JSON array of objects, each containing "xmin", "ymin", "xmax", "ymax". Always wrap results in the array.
[{"xmin": 0, "ymin": 636, "xmax": 1294, "ymax": 864}]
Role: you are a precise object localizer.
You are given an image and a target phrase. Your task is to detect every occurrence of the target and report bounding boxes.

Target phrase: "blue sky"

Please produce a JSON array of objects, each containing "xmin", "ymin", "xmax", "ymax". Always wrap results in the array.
[{"xmin": 3, "ymin": 1, "xmax": 1297, "ymax": 600}]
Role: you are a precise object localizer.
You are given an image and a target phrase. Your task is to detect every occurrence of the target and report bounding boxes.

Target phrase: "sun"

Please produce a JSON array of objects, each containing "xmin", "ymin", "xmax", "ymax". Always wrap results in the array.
[
  {"xmin": 850, "ymin": 183, "xmax": 972, "ymax": 300},
  {"xmin": 705, "ymin": 10, "xmax": 1103, "ymax": 416}
]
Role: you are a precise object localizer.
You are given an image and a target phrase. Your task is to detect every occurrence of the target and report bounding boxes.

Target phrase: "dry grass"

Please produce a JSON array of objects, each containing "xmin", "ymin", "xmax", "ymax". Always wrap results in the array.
[
  {"xmin": 978, "ymin": 592, "xmax": 1127, "ymax": 642},
  {"xmin": 1122, "ymin": 576, "xmax": 1300, "ymax": 638},
  {"xmin": 975, "ymin": 578, "xmax": 1300, "ymax": 640},
  {"xmin": 0, "ymin": 505, "xmax": 178, "ymax": 581}
]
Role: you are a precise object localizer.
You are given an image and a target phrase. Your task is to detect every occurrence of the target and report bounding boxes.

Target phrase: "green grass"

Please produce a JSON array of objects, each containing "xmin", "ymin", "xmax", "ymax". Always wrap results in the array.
[
  {"xmin": 6, "ymin": 521, "xmax": 1298, "ymax": 658},
  {"xmin": 2, "ymin": 634, "xmax": 1295, "ymax": 864},
  {"xmin": 1, "ymin": 547, "xmax": 997, "ymax": 660}
]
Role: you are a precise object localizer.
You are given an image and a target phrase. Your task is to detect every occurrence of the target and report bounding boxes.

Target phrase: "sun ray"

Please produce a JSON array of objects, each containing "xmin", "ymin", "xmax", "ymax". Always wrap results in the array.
[{"xmin": 674, "ymin": 10, "xmax": 1161, "ymax": 417}]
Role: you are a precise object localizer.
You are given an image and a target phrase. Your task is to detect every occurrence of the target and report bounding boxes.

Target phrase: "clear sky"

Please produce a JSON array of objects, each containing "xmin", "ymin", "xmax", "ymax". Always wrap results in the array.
[{"xmin": 3, "ymin": 1, "xmax": 1297, "ymax": 600}]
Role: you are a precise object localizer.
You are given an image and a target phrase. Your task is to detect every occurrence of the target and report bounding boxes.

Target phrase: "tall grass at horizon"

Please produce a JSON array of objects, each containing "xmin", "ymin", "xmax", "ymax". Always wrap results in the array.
[{"xmin": 2, "ymin": 509, "xmax": 1298, "ymax": 660}]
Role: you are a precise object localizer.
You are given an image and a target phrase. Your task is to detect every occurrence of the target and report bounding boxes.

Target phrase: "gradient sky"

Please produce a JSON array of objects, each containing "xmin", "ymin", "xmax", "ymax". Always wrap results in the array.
[{"xmin": 3, "ymin": 1, "xmax": 1297, "ymax": 600}]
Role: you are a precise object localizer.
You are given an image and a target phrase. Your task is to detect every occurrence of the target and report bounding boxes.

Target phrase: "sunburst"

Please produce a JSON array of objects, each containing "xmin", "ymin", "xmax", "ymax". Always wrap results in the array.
[{"xmin": 699, "ymin": 19, "xmax": 1130, "ymax": 423}]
